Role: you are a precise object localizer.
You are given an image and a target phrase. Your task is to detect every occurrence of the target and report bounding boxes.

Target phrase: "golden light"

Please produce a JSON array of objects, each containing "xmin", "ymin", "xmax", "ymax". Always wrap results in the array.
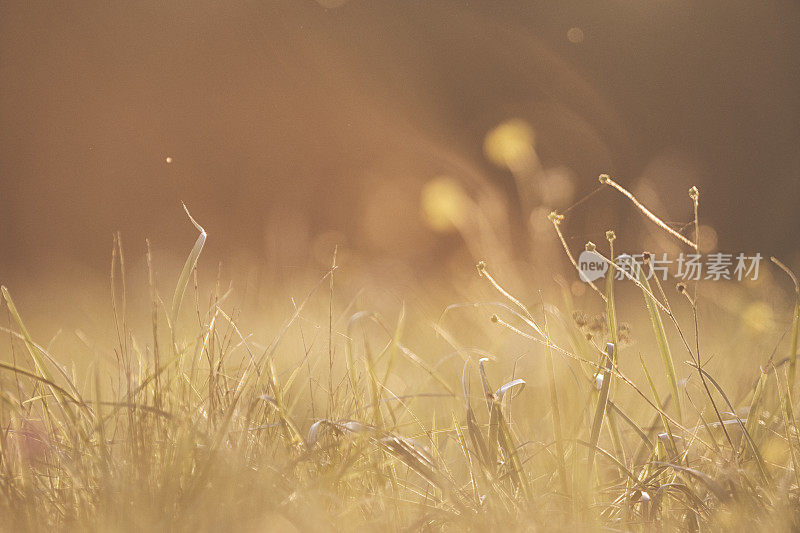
[
  {"xmin": 420, "ymin": 176, "xmax": 469, "ymax": 233},
  {"xmin": 483, "ymin": 118, "xmax": 536, "ymax": 170},
  {"xmin": 742, "ymin": 301, "xmax": 773, "ymax": 332}
]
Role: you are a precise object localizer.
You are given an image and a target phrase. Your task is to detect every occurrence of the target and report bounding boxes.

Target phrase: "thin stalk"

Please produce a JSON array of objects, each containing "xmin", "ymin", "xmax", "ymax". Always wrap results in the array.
[{"xmin": 541, "ymin": 294, "xmax": 568, "ymax": 495}]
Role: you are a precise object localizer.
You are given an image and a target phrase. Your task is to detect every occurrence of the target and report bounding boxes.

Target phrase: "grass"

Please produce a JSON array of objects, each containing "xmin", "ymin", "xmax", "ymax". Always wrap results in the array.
[{"xmin": 1, "ymin": 179, "xmax": 799, "ymax": 532}]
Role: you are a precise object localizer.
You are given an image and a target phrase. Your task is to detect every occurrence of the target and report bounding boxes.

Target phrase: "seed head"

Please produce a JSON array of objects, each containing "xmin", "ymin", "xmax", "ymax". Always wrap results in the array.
[
  {"xmin": 585, "ymin": 241, "xmax": 596, "ymax": 252},
  {"xmin": 547, "ymin": 210, "xmax": 564, "ymax": 224},
  {"xmin": 599, "ymin": 173, "xmax": 610, "ymax": 184},
  {"xmin": 605, "ymin": 230, "xmax": 616, "ymax": 242},
  {"xmin": 689, "ymin": 186, "xmax": 699, "ymax": 201}
]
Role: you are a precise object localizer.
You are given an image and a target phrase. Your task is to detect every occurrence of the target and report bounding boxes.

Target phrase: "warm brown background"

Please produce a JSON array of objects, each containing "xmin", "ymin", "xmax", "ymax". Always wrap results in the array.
[{"xmin": 1, "ymin": 0, "xmax": 799, "ymax": 288}]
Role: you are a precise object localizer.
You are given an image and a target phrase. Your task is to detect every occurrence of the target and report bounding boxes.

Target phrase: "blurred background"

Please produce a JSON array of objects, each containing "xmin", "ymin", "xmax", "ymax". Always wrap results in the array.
[{"xmin": 1, "ymin": 0, "xmax": 799, "ymax": 322}]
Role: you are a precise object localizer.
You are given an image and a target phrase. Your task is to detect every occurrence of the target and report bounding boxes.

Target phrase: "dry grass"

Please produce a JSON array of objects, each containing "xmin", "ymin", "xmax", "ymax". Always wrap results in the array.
[{"xmin": 0, "ymin": 183, "xmax": 798, "ymax": 532}]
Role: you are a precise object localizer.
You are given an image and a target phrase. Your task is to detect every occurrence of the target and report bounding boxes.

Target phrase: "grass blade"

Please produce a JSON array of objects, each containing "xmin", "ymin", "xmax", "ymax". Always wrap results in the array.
[
  {"xmin": 170, "ymin": 203, "xmax": 207, "ymax": 344},
  {"xmin": 634, "ymin": 256, "xmax": 682, "ymax": 423},
  {"xmin": 587, "ymin": 342, "xmax": 614, "ymax": 481}
]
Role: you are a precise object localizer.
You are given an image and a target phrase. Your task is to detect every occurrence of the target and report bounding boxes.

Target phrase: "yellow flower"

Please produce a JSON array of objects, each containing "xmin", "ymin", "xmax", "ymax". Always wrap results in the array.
[{"xmin": 420, "ymin": 176, "xmax": 469, "ymax": 232}]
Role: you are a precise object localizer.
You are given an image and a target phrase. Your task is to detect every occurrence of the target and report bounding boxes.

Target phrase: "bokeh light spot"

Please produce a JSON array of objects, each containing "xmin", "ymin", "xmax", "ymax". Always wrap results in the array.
[
  {"xmin": 742, "ymin": 301, "xmax": 773, "ymax": 332},
  {"xmin": 697, "ymin": 224, "xmax": 718, "ymax": 253},
  {"xmin": 567, "ymin": 27, "xmax": 585, "ymax": 44},
  {"xmin": 421, "ymin": 176, "xmax": 469, "ymax": 233},
  {"xmin": 483, "ymin": 118, "xmax": 536, "ymax": 169}
]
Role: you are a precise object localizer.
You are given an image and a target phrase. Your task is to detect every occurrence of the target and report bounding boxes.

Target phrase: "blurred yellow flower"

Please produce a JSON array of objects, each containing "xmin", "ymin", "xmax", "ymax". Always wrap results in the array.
[
  {"xmin": 483, "ymin": 118, "xmax": 535, "ymax": 169},
  {"xmin": 420, "ymin": 176, "xmax": 469, "ymax": 232}
]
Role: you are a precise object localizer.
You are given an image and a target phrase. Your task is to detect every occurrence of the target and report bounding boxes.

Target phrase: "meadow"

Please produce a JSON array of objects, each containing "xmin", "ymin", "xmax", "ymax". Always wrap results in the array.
[{"xmin": 0, "ymin": 177, "xmax": 798, "ymax": 532}]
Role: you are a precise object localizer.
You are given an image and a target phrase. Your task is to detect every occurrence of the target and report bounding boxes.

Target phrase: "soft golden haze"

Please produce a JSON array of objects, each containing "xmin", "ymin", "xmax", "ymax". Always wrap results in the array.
[{"xmin": 0, "ymin": 2, "xmax": 799, "ymax": 531}]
